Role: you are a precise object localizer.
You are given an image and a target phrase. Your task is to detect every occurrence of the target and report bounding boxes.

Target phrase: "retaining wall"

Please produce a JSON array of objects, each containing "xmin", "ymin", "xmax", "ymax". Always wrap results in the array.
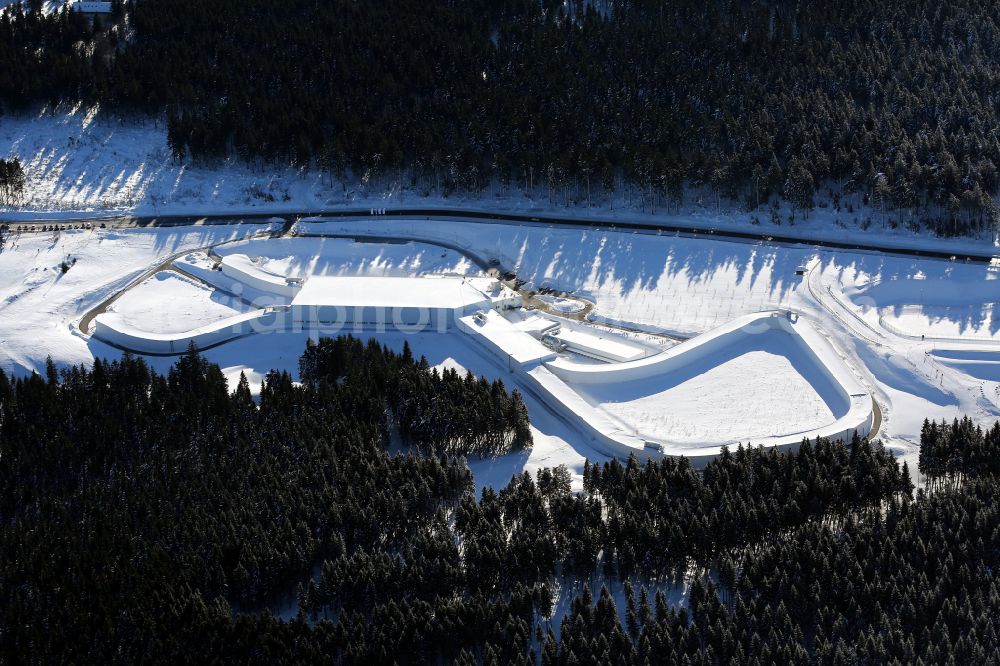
[
  {"xmin": 220, "ymin": 254, "xmax": 302, "ymax": 298},
  {"xmin": 535, "ymin": 311, "xmax": 874, "ymax": 462},
  {"xmin": 547, "ymin": 313, "xmax": 788, "ymax": 383},
  {"xmin": 92, "ymin": 309, "xmax": 284, "ymax": 355},
  {"xmin": 292, "ymin": 304, "xmax": 459, "ymax": 331}
]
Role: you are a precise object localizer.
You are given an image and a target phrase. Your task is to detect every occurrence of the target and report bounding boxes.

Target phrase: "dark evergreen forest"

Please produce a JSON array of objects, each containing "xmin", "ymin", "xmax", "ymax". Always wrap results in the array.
[
  {"xmin": 3, "ymin": 0, "xmax": 1000, "ymax": 233},
  {"xmin": 0, "ymin": 156, "xmax": 24, "ymax": 204},
  {"xmin": 1, "ymin": 339, "xmax": 998, "ymax": 664}
]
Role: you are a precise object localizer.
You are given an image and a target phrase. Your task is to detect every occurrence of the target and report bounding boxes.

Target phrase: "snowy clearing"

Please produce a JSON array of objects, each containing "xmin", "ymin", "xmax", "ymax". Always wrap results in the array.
[
  {"xmin": 296, "ymin": 217, "xmax": 1000, "ymax": 474},
  {"xmin": 2, "ymin": 106, "xmax": 998, "ymax": 261},
  {"xmin": 0, "ymin": 214, "xmax": 998, "ymax": 489},
  {"xmin": 880, "ymin": 306, "xmax": 1000, "ymax": 341},
  {"xmin": 77, "ymin": 230, "xmax": 873, "ymax": 465},
  {"xmin": 0, "ymin": 223, "xmax": 277, "ymax": 373},
  {"xmin": 103, "ymin": 270, "xmax": 250, "ymax": 334},
  {"xmin": 571, "ymin": 329, "xmax": 837, "ymax": 446},
  {"xmin": 215, "ymin": 236, "xmax": 481, "ymax": 279}
]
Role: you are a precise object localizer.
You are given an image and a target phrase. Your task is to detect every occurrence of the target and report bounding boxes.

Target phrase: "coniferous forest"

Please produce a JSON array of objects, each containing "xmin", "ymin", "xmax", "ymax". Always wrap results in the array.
[
  {"xmin": 3, "ymin": 0, "xmax": 1000, "ymax": 661},
  {"xmin": 0, "ymin": 157, "xmax": 24, "ymax": 204},
  {"xmin": 1, "ymin": 338, "xmax": 999, "ymax": 663},
  {"xmin": 3, "ymin": 0, "xmax": 1000, "ymax": 232}
]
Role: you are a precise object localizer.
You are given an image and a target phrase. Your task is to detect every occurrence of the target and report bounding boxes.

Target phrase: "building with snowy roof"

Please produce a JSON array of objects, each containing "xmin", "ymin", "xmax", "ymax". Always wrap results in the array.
[{"xmin": 289, "ymin": 275, "xmax": 515, "ymax": 331}]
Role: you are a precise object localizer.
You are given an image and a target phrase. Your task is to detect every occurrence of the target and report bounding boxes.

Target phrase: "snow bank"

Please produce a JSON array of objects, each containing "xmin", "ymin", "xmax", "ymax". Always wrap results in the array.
[
  {"xmin": 172, "ymin": 252, "xmax": 288, "ymax": 307},
  {"xmin": 105, "ymin": 271, "xmax": 249, "ymax": 334},
  {"xmin": 547, "ymin": 313, "xmax": 796, "ymax": 384},
  {"xmin": 847, "ymin": 275, "xmax": 1000, "ymax": 308},
  {"xmin": 523, "ymin": 365, "xmax": 651, "ymax": 458},
  {"xmin": 543, "ymin": 312, "xmax": 873, "ymax": 457},
  {"xmin": 220, "ymin": 254, "xmax": 302, "ymax": 297},
  {"xmin": 215, "ymin": 236, "xmax": 481, "ymax": 279},
  {"xmin": 92, "ymin": 308, "xmax": 283, "ymax": 355},
  {"xmin": 879, "ymin": 306, "xmax": 1000, "ymax": 342}
]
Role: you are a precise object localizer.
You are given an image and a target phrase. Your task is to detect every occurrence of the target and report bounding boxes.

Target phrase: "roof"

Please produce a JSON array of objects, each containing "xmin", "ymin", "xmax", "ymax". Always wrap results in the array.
[
  {"xmin": 291, "ymin": 276, "xmax": 491, "ymax": 311},
  {"xmin": 458, "ymin": 309, "xmax": 559, "ymax": 366},
  {"xmin": 512, "ymin": 314, "xmax": 561, "ymax": 336},
  {"xmin": 553, "ymin": 326, "xmax": 649, "ymax": 363}
]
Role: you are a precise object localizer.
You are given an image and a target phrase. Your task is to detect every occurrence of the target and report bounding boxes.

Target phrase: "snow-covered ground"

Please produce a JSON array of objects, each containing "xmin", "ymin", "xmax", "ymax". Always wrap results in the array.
[
  {"xmin": 0, "ymin": 0, "xmax": 72, "ymax": 13},
  {"xmin": 1, "ymin": 211, "xmax": 998, "ymax": 491},
  {"xmin": 932, "ymin": 349, "xmax": 1000, "ymax": 380},
  {"xmin": 304, "ymin": 218, "xmax": 809, "ymax": 336},
  {"xmin": 214, "ymin": 236, "xmax": 480, "ymax": 279},
  {"xmin": 102, "ymin": 270, "xmax": 250, "ymax": 334},
  {"xmin": 0, "ymin": 223, "xmax": 277, "ymax": 373},
  {"xmin": 571, "ymin": 331, "xmax": 836, "ymax": 446},
  {"xmin": 2, "ymin": 106, "xmax": 997, "ymax": 259},
  {"xmin": 297, "ymin": 218, "xmax": 1000, "ymax": 478},
  {"xmin": 881, "ymin": 307, "xmax": 1000, "ymax": 341},
  {"xmin": 836, "ymin": 260, "xmax": 1000, "ymax": 342},
  {"xmin": 801, "ymin": 253, "xmax": 1000, "ymax": 472}
]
